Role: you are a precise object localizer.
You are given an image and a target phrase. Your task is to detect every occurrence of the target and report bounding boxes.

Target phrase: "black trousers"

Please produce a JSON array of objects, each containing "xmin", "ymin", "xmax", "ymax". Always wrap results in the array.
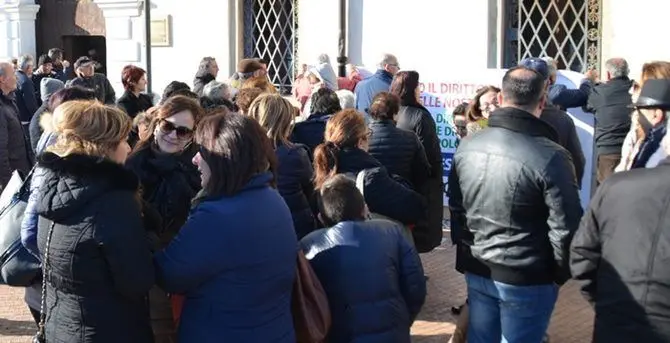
[{"xmin": 28, "ymin": 306, "xmax": 41, "ymax": 327}]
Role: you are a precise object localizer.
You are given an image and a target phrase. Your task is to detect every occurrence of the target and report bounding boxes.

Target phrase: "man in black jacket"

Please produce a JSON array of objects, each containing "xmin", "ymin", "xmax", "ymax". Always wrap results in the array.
[
  {"xmin": 0, "ymin": 61, "xmax": 31, "ymax": 190},
  {"xmin": 520, "ymin": 57, "xmax": 586, "ymax": 186},
  {"xmin": 449, "ymin": 66, "xmax": 583, "ymax": 343},
  {"xmin": 571, "ymin": 79, "xmax": 670, "ymax": 343},
  {"xmin": 586, "ymin": 58, "xmax": 633, "ymax": 183}
]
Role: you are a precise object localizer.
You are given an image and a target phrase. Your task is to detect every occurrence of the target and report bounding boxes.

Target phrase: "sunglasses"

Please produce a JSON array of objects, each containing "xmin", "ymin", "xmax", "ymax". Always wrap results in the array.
[{"xmin": 158, "ymin": 119, "xmax": 194, "ymax": 138}]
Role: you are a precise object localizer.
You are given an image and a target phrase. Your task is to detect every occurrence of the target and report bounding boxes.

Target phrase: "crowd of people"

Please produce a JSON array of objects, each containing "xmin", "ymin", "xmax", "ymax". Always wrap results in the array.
[{"xmin": 0, "ymin": 46, "xmax": 669, "ymax": 343}]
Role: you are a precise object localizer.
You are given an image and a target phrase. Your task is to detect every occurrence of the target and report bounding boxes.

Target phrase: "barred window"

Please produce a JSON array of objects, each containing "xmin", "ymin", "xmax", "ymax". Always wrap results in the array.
[
  {"xmin": 243, "ymin": 0, "xmax": 298, "ymax": 95},
  {"xmin": 504, "ymin": 0, "xmax": 601, "ymax": 72}
]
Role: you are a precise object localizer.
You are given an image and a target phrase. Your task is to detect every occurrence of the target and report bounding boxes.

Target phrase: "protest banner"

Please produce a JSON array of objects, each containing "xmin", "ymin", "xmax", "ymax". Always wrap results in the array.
[{"xmin": 417, "ymin": 69, "xmax": 594, "ymax": 210}]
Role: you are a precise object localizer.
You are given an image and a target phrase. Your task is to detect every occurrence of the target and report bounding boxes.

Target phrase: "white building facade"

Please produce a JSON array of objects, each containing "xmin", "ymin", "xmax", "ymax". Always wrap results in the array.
[{"xmin": 1, "ymin": 0, "xmax": 668, "ymax": 96}]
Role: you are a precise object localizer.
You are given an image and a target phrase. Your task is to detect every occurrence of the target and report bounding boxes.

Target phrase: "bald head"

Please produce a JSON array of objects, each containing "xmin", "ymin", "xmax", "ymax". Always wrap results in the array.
[
  {"xmin": 0, "ymin": 61, "xmax": 17, "ymax": 95},
  {"xmin": 605, "ymin": 58, "xmax": 629, "ymax": 80},
  {"xmin": 0, "ymin": 62, "xmax": 12, "ymax": 76},
  {"xmin": 500, "ymin": 66, "xmax": 547, "ymax": 117}
]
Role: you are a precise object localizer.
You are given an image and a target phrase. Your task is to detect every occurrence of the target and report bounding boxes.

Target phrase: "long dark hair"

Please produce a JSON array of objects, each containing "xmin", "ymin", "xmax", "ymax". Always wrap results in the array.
[
  {"xmin": 390, "ymin": 70, "xmax": 421, "ymax": 107},
  {"xmin": 313, "ymin": 109, "xmax": 368, "ymax": 189},
  {"xmin": 196, "ymin": 113, "xmax": 278, "ymax": 197}
]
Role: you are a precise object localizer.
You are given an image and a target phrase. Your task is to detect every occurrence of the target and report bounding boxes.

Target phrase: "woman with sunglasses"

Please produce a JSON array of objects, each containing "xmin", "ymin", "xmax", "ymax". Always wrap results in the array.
[
  {"xmin": 127, "ymin": 95, "xmax": 203, "ymax": 244},
  {"xmin": 126, "ymin": 95, "xmax": 204, "ymax": 340}
]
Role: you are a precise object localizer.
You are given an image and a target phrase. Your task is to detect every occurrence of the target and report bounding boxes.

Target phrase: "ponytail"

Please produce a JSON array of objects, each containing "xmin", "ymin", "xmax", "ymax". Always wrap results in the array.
[{"xmin": 313, "ymin": 141, "xmax": 340, "ymax": 189}]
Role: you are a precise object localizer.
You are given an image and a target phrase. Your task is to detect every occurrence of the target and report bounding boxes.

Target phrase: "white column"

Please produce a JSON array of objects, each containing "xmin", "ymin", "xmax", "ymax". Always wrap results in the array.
[
  {"xmin": 93, "ymin": 0, "xmax": 145, "ymax": 97},
  {"xmin": 0, "ymin": 0, "xmax": 40, "ymax": 59}
]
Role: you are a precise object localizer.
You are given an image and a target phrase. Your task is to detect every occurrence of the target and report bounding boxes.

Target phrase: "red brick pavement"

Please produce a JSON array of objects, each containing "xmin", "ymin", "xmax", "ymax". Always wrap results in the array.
[{"xmin": 0, "ymin": 241, "xmax": 593, "ymax": 343}]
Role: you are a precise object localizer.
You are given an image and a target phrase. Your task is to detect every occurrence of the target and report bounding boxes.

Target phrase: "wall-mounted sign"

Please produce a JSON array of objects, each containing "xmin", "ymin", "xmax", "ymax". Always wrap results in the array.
[{"xmin": 150, "ymin": 16, "xmax": 171, "ymax": 47}]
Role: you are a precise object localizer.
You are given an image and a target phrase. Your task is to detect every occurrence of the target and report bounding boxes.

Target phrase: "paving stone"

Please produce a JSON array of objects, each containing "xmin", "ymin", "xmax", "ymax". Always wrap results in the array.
[{"xmin": 0, "ymin": 239, "xmax": 593, "ymax": 342}]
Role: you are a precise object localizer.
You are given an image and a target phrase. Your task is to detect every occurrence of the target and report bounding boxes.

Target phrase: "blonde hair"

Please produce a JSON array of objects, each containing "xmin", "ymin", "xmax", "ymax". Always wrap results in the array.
[
  {"xmin": 641, "ymin": 61, "xmax": 670, "ymax": 85},
  {"xmin": 247, "ymin": 93, "xmax": 294, "ymax": 148},
  {"xmin": 241, "ymin": 75, "xmax": 277, "ymax": 93},
  {"xmin": 48, "ymin": 100, "xmax": 132, "ymax": 159}
]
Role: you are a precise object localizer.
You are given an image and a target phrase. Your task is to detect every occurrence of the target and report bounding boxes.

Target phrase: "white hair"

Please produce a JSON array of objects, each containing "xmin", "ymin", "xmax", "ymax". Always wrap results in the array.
[
  {"xmin": 317, "ymin": 53, "xmax": 331, "ymax": 64},
  {"xmin": 336, "ymin": 89, "xmax": 355, "ymax": 109},
  {"xmin": 17, "ymin": 54, "xmax": 34, "ymax": 71},
  {"xmin": 378, "ymin": 53, "xmax": 398, "ymax": 69},
  {"xmin": 605, "ymin": 58, "xmax": 629, "ymax": 78},
  {"xmin": 542, "ymin": 57, "xmax": 558, "ymax": 78},
  {"xmin": 203, "ymin": 81, "xmax": 231, "ymax": 101}
]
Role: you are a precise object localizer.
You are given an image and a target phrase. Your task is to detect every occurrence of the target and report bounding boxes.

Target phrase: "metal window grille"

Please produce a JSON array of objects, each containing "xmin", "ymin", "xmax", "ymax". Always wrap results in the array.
[
  {"xmin": 243, "ymin": 0, "xmax": 298, "ymax": 95},
  {"xmin": 509, "ymin": 0, "xmax": 601, "ymax": 72}
]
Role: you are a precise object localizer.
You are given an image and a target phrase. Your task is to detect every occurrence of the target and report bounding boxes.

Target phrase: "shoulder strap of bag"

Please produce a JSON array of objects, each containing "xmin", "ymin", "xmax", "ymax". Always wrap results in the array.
[
  {"xmin": 36, "ymin": 221, "xmax": 56, "ymax": 338},
  {"xmin": 355, "ymin": 169, "xmax": 366, "ymax": 197}
]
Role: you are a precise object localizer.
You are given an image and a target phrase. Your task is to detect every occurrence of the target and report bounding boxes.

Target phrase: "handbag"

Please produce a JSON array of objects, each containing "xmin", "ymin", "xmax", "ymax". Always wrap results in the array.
[
  {"xmin": 32, "ymin": 221, "xmax": 55, "ymax": 343},
  {"xmin": 355, "ymin": 169, "xmax": 416, "ymax": 246},
  {"xmin": 0, "ymin": 167, "xmax": 40, "ymax": 286},
  {"xmin": 291, "ymin": 250, "xmax": 331, "ymax": 343}
]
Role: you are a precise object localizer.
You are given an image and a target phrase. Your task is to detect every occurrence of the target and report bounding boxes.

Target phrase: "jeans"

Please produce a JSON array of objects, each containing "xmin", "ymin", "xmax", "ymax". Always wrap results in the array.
[{"xmin": 465, "ymin": 273, "xmax": 558, "ymax": 343}]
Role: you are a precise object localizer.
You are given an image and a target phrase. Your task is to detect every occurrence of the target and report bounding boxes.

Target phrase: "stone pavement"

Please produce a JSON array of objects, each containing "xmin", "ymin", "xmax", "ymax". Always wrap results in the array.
[{"xmin": 0, "ymin": 239, "xmax": 594, "ymax": 343}]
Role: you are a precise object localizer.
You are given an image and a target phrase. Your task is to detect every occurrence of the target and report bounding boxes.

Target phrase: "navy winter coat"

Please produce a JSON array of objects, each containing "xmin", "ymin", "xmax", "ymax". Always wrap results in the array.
[
  {"xmin": 276, "ymin": 142, "xmax": 316, "ymax": 238},
  {"xmin": 291, "ymin": 112, "xmax": 332, "ymax": 157},
  {"xmin": 300, "ymin": 220, "xmax": 427, "ymax": 343},
  {"xmin": 154, "ymin": 172, "xmax": 298, "ymax": 343},
  {"xmin": 15, "ymin": 70, "xmax": 38, "ymax": 122}
]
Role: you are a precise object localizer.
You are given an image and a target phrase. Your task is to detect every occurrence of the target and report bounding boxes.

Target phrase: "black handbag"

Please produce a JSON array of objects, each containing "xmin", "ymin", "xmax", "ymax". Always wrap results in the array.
[{"xmin": 0, "ymin": 167, "xmax": 40, "ymax": 286}]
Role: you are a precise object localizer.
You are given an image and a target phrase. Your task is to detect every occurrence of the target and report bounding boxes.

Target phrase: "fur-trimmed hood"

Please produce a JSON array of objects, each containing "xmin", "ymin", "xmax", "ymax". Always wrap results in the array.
[{"xmin": 35, "ymin": 152, "xmax": 139, "ymax": 221}]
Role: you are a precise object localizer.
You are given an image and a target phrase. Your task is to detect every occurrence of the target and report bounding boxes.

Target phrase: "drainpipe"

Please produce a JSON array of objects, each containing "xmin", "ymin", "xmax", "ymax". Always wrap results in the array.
[
  {"xmin": 336, "ymin": 0, "xmax": 347, "ymax": 77},
  {"xmin": 143, "ymin": 0, "xmax": 152, "ymax": 94}
]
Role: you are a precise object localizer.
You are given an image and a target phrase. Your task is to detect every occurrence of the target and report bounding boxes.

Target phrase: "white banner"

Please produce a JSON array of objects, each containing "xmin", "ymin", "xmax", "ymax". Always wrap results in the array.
[{"xmin": 417, "ymin": 69, "xmax": 593, "ymax": 210}]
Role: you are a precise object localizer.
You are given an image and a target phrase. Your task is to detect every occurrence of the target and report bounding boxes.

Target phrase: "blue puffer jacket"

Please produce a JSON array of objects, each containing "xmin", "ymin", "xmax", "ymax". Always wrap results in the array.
[
  {"xmin": 276, "ymin": 142, "xmax": 316, "ymax": 239},
  {"xmin": 155, "ymin": 172, "xmax": 298, "ymax": 343},
  {"xmin": 300, "ymin": 220, "xmax": 426, "ymax": 343},
  {"xmin": 291, "ymin": 113, "xmax": 332, "ymax": 157}
]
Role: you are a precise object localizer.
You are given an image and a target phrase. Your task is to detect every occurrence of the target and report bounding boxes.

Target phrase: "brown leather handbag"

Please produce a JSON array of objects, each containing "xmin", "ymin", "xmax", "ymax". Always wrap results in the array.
[{"xmin": 292, "ymin": 250, "xmax": 331, "ymax": 343}]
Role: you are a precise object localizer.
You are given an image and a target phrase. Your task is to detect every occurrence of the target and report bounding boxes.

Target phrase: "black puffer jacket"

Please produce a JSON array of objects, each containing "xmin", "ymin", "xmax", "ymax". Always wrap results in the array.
[
  {"xmin": 290, "ymin": 113, "xmax": 332, "ymax": 157},
  {"xmin": 34, "ymin": 153, "xmax": 154, "ymax": 343},
  {"xmin": 368, "ymin": 119, "xmax": 430, "ymax": 189},
  {"xmin": 396, "ymin": 104, "xmax": 443, "ymax": 253},
  {"xmin": 300, "ymin": 220, "xmax": 426, "ymax": 343},
  {"xmin": 449, "ymin": 107, "xmax": 583, "ymax": 286},
  {"xmin": 126, "ymin": 144, "xmax": 201, "ymax": 245},
  {"xmin": 275, "ymin": 142, "xmax": 316, "ymax": 239},
  {"xmin": 335, "ymin": 147, "xmax": 425, "ymax": 225},
  {"xmin": 571, "ymin": 159, "xmax": 670, "ymax": 343}
]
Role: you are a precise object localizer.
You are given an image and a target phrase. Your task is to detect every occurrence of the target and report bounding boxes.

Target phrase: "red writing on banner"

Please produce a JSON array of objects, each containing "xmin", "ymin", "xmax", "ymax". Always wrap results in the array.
[
  {"xmin": 419, "ymin": 82, "xmax": 486, "ymax": 95},
  {"xmin": 419, "ymin": 82, "xmax": 489, "ymax": 110}
]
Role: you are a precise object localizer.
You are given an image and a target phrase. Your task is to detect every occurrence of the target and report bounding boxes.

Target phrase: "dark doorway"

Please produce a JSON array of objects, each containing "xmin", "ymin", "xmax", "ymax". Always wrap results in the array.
[{"xmin": 62, "ymin": 35, "xmax": 108, "ymax": 76}]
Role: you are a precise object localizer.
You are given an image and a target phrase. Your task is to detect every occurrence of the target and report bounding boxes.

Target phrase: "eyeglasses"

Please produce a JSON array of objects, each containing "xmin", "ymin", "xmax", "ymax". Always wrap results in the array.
[{"xmin": 158, "ymin": 119, "xmax": 194, "ymax": 139}]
